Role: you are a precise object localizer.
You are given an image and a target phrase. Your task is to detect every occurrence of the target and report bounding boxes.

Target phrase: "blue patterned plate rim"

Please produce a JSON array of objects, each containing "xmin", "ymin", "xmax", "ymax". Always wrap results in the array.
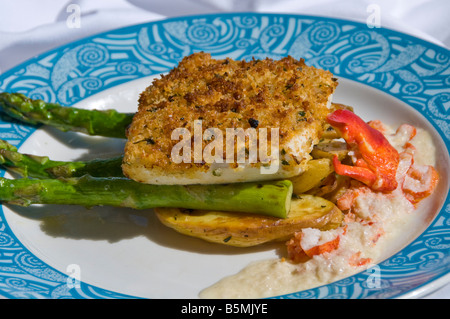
[{"xmin": 0, "ymin": 12, "xmax": 448, "ymax": 299}]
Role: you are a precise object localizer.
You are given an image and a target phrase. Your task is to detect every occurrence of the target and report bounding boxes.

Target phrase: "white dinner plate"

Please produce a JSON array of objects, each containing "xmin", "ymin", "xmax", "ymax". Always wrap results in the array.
[{"xmin": 0, "ymin": 13, "xmax": 448, "ymax": 299}]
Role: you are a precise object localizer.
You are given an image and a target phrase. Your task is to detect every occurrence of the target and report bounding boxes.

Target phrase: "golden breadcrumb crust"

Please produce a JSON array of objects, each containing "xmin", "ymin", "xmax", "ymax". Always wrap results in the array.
[{"xmin": 122, "ymin": 52, "xmax": 337, "ymax": 182}]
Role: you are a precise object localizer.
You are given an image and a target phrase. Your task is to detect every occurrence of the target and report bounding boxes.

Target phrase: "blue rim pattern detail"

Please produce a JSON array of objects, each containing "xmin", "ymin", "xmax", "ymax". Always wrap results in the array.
[{"xmin": 0, "ymin": 13, "xmax": 448, "ymax": 299}]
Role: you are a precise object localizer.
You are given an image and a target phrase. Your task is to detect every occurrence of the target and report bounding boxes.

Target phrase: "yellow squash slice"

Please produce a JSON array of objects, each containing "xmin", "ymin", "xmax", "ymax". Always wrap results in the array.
[{"xmin": 289, "ymin": 158, "xmax": 334, "ymax": 195}]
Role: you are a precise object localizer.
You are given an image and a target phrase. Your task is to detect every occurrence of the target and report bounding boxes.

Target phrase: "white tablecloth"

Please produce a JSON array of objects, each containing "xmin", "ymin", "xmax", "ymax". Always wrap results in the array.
[{"xmin": 0, "ymin": 0, "xmax": 448, "ymax": 299}]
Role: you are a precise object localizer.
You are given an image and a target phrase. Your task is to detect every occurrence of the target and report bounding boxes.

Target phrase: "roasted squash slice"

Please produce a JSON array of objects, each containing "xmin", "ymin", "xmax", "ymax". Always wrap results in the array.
[{"xmin": 154, "ymin": 195, "xmax": 343, "ymax": 247}]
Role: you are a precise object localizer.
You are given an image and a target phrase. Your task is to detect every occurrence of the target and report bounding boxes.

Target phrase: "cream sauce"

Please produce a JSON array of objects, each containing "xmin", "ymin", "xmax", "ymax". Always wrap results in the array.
[{"xmin": 199, "ymin": 125, "xmax": 437, "ymax": 299}]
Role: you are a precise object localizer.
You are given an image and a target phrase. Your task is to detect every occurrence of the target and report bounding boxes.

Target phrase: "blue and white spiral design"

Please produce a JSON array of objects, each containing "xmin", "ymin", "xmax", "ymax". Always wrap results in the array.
[
  {"xmin": 309, "ymin": 22, "xmax": 340, "ymax": 45},
  {"xmin": 76, "ymin": 44, "xmax": 109, "ymax": 68},
  {"xmin": 186, "ymin": 22, "xmax": 219, "ymax": 45}
]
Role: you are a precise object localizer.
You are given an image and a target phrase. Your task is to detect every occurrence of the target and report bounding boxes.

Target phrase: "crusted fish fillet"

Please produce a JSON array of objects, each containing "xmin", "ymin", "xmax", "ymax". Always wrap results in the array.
[{"xmin": 122, "ymin": 52, "xmax": 338, "ymax": 185}]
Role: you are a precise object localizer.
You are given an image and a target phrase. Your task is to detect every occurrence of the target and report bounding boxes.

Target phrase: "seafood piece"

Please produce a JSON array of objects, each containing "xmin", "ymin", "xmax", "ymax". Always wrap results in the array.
[
  {"xmin": 403, "ymin": 163, "xmax": 439, "ymax": 205},
  {"xmin": 326, "ymin": 109, "xmax": 399, "ymax": 192},
  {"xmin": 286, "ymin": 227, "xmax": 343, "ymax": 263},
  {"xmin": 334, "ymin": 121, "xmax": 439, "ymax": 211}
]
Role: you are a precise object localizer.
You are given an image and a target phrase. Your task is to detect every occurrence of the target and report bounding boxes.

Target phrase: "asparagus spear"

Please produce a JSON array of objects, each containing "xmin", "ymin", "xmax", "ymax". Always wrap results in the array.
[
  {"xmin": 0, "ymin": 139, "xmax": 124, "ymax": 178},
  {"xmin": 0, "ymin": 92, "xmax": 133, "ymax": 138},
  {"xmin": 0, "ymin": 176, "xmax": 293, "ymax": 218}
]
